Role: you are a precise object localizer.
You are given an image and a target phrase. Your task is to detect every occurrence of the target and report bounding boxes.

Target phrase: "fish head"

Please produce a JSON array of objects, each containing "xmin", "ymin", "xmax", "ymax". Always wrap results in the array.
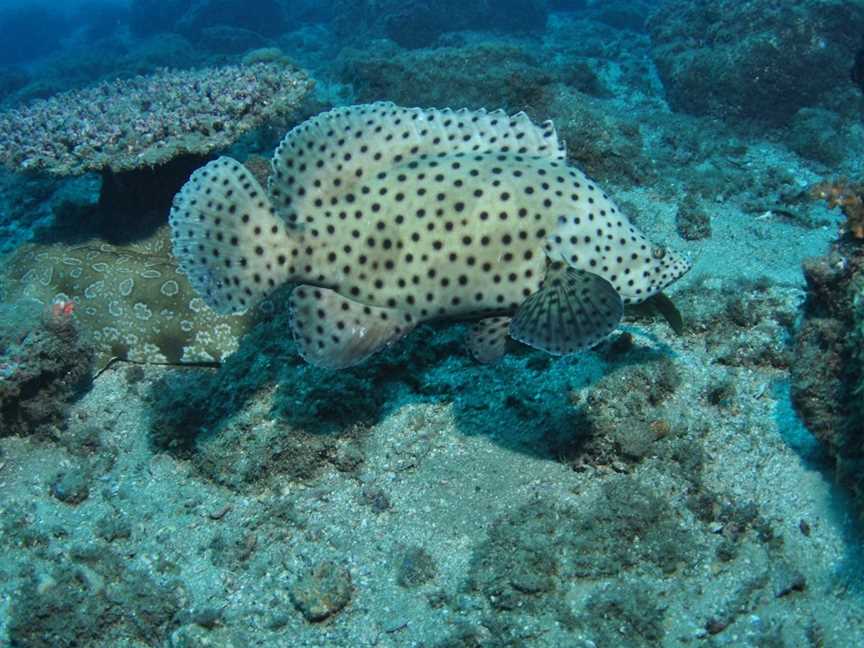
[
  {"xmin": 611, "ymin": 235, "xmax": 691, "ymax": 304},
  {"xmin": 600, "ymin": 227, "xmax": 692, "ymax": 304}
]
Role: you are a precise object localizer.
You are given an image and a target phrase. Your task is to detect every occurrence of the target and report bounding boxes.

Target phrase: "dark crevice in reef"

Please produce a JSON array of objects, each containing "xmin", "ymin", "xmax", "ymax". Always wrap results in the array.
[{"xmin": 96, "ymin": 153, "xmax": 210, "ymax": 244}]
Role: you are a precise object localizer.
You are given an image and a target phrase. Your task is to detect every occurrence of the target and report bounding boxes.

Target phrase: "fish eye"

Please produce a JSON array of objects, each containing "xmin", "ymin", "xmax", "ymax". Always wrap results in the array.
[{"xmin": 651, "ymin": 246, "xmax": 667, "ymax": 260}]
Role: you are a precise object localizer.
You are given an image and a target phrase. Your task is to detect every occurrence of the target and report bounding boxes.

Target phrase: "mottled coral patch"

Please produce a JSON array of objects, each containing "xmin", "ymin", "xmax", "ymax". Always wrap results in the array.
[{"xmin": 0, "ymin": 226, "xmax": 255, "ymax": 368}]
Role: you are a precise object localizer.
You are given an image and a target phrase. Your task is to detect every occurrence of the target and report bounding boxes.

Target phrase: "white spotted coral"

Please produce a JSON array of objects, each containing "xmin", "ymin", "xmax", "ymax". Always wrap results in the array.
[{"xmin": 0, "ymin": 62, "xmax": 313, "ymax": 176}]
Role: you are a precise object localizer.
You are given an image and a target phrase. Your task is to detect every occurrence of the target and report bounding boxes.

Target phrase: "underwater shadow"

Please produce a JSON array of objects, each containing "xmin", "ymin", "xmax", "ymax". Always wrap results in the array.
[
  {"xmin": 771, "ymin": 379, "xmax": 829, "ymax": 468},
  {"xmin": 144, "ymin": 284, "xmax": 409, "ymax": 454},
  {"xmin": 146, "ymin": 299, "xmax": 676, "ymax": 468},
  {"xmin": 445, "ymin": 336, "xmax": 678, "ymax": 463},
  {"xmin": 33, "ymin": 154, "xmax": 209, "ymax": 247}
]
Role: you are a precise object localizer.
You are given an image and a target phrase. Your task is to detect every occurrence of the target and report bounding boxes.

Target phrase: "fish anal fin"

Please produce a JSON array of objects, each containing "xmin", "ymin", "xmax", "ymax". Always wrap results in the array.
[
  {"xmin": 289, "ymin": 286, "xmax": 413, "ymax": 369},
  {"xmin": 644, "ymin": 291, "xmax": 684, "ymax": 335},
  {"xmin": 466, "ymin": 316, "xmax": 511, "ymax": 364},
  {"xmin": 509, "ymin": 264, "xmax": 623, "ymax": 355}
]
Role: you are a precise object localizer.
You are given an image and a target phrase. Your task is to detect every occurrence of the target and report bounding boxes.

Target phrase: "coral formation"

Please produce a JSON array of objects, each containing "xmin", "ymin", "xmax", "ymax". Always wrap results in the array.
[
  {"xmin": 0, "ymin": 298, "xmax": 94, "ymax": 437},
  {"xmin": 0, "ymin": 226, "xmax": 257, "ymax": 368},
  {"xmin": 0, "ymin": 62, "xmax": 312, "ymax": 176},
  {"xmin": 811, "ymin": 179, "xmax": 864, "ymax": 240}
]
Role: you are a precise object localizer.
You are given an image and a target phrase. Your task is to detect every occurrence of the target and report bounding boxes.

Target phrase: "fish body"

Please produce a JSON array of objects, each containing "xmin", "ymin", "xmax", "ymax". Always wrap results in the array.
[{"xmin": 170, "ymin": 102, "xmax": 690, "ymax": 368}]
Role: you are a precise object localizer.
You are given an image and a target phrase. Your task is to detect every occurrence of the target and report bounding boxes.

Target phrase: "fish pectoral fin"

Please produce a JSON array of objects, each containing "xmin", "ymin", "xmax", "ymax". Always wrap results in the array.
[
  {"xmin": 509, "ymin": 264, "xmax": 623, "ymax": 355},
  {"xmin": 289, "ymin": 286, "xmax": 414, "ymax": 369},
  {"xmin": 466, "ymin": 316, "xmax": 511, "ymax": 364}
]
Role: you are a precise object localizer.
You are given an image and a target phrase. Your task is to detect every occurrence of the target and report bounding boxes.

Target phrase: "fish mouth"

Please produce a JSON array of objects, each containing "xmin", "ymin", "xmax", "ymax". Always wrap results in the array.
[{"xmin": 662, "ymin": 249, "xmax": 693, "ymax": 286}]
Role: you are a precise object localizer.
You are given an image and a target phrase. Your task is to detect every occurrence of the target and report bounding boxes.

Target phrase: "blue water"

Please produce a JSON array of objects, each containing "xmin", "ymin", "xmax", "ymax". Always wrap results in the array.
[
  {"xmin": 0, "ymin": 1, "xmax": 127, "ymax": 64},
  {"xmin": 1, "ymin": 1, "xmax": 863, "ymax": 646}
]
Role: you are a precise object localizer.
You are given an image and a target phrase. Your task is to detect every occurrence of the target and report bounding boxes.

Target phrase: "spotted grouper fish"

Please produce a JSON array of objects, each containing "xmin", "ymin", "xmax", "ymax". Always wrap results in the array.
[{"xmin": 170, "ymin": 102, "xmax": 690, "ymax": 368}]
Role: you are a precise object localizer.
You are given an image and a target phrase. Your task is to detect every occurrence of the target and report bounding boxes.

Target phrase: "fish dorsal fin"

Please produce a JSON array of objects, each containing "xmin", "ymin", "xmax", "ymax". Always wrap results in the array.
[
  {"xmin": 509, "ymin": 263, "xmax": 623, "ymax": 356},
  {"xmin": 268, "ymin": 101, "xmax": 564, "ymax": 224},
  {"xmin": 289, "ymin": 285, "xmax": 414, "ymax": 369}
]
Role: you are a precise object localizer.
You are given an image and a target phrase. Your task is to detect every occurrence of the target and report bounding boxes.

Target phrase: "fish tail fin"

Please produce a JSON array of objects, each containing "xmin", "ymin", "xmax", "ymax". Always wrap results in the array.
[{"xmin": 169, "ymin": 157, "xmax": 294, "ymax": 314}]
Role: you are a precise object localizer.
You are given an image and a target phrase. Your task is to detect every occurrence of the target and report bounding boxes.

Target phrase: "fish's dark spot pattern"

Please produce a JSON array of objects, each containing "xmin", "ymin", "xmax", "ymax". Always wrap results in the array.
[{"xmin": 171, "ymin": 103, "xmax": 688, "ymax": 361}]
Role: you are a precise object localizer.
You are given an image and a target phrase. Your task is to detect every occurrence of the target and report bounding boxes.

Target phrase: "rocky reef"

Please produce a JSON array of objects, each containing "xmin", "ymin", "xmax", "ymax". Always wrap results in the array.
[
  {"xmin": 648, "ymin": 0, "xmax": 864, "ymax": 126},
  {"xmin": 0, "ymin": 2, "xmax": 863, "ymax": 646},
  {"xmin": 332, "ymin": 0, "xmax": 548, "ymax": 49},
  {"xmin": 791, "ymin": 224, "xmax": 864, "ymax": 515},
  {"xmin": 0, "ymin": 298, "xmax": 94, "ymax": 437}
]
